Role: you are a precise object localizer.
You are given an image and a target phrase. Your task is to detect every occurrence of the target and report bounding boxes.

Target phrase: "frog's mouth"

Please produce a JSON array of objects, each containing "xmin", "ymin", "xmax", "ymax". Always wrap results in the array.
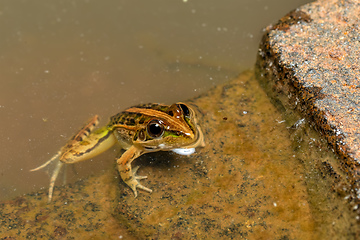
[
  {"xmin": 170, "ymin": 126, "xmax": 204, "ymax": 155},
  {"xmin": 182, "ymin": 124, "xmax": 205, "ymax": 149}
]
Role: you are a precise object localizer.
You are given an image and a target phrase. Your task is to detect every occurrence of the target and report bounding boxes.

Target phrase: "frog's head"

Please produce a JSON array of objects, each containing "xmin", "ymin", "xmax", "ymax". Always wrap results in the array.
[{"xmin": 132, "ymin": 102, "xmax": 205, "ymax": 153}]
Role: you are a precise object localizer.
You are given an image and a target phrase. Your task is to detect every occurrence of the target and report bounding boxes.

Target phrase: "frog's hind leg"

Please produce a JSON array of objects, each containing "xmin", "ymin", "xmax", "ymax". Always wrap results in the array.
[
  {"xmin": 30, "ymin": 151, "xmax": 61, "ymax": 172},
  {"xmin": 30, "ymin": 151, "xmax": 64, "ymax": 202},
  {"xmin": 48, "ymin": 160, "xmax": 64, "ymax": 202},
  {"xmin": 31, "ymin": 115, "xmax": 117, "ymax": 202}
]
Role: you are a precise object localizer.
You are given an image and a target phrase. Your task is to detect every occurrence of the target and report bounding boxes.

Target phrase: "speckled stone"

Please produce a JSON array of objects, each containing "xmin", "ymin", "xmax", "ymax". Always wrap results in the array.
[
  {"xmin": 1, "ymin": 71, "xmax": 359, "ymax": 239},
  {"xmin": 256, "ymin": 0, "xmax": 360, "ymax": 203}
]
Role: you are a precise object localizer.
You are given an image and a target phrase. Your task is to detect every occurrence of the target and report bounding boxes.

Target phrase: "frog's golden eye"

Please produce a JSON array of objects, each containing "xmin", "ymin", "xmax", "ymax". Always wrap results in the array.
[
  {"xmin": 179, "ymin": 104, "xmax": 190, "ymax": 118},
  {"xmin": 147, "ymin": 120, "xmax": 164, "ymax": 138}
]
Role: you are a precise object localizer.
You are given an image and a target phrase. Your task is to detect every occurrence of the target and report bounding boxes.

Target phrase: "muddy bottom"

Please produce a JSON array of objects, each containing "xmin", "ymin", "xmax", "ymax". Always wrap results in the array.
[{"xmin": 0, "ymin": 70, "xmax": 357, "ymax": 239}]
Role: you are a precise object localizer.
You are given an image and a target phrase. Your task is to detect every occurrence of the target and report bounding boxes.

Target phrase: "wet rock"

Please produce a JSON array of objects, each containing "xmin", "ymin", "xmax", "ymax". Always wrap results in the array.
[
  {"xmin": 113, "ymin": 71, "xmax": 317, "ymax": 239},
  {"xmin": 0, "ymin": 173, "xmax": 136, "ymax": 239},
  {"xmin": 2, "ymin": 0, "xmax": 360, "ymax": 235},
  {"xmin": 256, "ymin": 0, "xmax": 360, "ymax": 207},
  {"xmin": 1, "ymin": 71, "xmax": 359, "ymax": 238}
]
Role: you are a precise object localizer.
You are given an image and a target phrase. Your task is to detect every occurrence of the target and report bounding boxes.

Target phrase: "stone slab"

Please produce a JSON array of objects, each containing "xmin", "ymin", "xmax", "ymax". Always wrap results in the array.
[
  {"xmin": 1, "ymin": 71, "xmax": 358, "ymax": 239},
  {"xmin": 256, "ymin": 0, "xmax": 360, "ymax": 206}
]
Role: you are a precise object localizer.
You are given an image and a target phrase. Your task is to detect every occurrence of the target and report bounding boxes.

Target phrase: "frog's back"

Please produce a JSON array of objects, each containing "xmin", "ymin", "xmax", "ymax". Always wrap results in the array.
[
  {"xmin": 109, "ymin": 103, "xmax": 170, "ymax": 127},
  {"xmin": 128, "ymin": 103, "xmax": 170, "ymax": 112}
]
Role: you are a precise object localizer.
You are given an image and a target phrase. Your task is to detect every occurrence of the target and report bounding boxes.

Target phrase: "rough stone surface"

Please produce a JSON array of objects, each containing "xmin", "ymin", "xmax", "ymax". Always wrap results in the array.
[
  {"xmin": 1, "ymin": 71, "xmax": 358, "ymax": 239},
  {"xmin": 256, "ymin": 0, "xmax": 360, "ymax": 204},
  {"xmin": 0, "ymin": 173, "xmax": 135, "ymax": 239}
]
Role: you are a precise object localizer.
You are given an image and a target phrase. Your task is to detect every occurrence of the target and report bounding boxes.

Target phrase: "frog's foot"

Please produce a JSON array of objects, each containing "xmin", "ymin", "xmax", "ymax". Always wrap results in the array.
[{"xmin": 125, "ymin": 166, "xmax": 152, "ymax": 197}]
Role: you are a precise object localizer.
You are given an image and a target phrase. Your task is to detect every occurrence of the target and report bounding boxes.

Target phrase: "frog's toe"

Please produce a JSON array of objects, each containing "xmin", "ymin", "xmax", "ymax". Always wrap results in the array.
[
  {"xmin": 131, "ymin": 165, "xmax": 141, "ymax": 175},
  {"xmin": 136, "ymin": 184, "xmax": 152, "ymax": 193},
  {"xmin": 135, "ymin": 175, "xmax": 147, "ymax": 180},
  {"xmin": 128, "ymin": 181, "xmax": 152, "ymax": 197},
  {"xmin": 127, "ymin": 166, "xmax": 152, "ymax": 197},
  {"xmin": 132, "ymin": 166, "xmax": 149, "ymax": 181}
]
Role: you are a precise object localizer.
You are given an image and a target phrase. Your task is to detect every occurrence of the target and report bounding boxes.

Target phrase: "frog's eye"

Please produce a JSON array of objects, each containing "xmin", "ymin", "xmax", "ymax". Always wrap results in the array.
[
  {"xmin": 147, "ymin": 120, "xmax": 164, "ymax": 138},
  {"xmin": 179, "ymin": 104, "xmax": 190, "ymax": 118}
]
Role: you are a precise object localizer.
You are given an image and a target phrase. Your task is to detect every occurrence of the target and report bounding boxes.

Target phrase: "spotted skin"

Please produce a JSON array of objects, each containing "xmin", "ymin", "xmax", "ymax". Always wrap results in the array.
[{"xmin": 31, "ymin": 102, "xmax": 205, "ymax": 202}]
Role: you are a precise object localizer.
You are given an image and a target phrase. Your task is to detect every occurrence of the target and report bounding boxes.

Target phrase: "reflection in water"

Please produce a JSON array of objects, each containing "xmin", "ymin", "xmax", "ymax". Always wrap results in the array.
[{"xmin": 0, "ymin": 0, "xmax": 312, "ymax": 201}]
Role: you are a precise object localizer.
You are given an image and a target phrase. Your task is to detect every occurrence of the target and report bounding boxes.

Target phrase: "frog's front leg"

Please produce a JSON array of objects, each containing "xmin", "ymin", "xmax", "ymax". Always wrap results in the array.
[{"xmin": 117, "ymin": 145, "xmax": 152, "ymax": 197}]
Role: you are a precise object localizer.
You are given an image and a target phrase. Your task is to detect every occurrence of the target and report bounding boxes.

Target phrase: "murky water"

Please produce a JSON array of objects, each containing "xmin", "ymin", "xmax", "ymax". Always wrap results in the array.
[
  {"xmin": 2, "ymin": 1, "xmax": 358, "ymax": 238},
  {"xmin": 0, "ymin": 0, "xmax": 312, "ymax": 201},
  {"xmin": 2, "ymin": 70, "xmax": 356, "ymax": 239}
]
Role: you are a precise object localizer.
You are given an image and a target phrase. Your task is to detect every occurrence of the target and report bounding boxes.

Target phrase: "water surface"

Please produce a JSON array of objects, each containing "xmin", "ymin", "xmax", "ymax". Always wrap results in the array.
[{"xmin": 0, "ymin": 0, "xmax": 312, "ymax": 201}]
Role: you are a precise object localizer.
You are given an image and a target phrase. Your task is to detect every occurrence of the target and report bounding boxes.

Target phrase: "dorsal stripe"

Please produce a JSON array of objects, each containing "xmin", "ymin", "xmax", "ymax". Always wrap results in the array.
[
  {"xmin": 70, "ymin": 115, "xmax": 99, "ymax": 143},
  {"xmin": 125, "ymin": 107, "xmax": 192, "ymax": 134}
]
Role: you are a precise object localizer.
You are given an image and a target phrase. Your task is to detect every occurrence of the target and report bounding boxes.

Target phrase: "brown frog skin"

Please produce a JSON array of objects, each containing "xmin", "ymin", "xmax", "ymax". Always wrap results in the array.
[{"xmin": 31, "ymin": 102, "xmax": 205, "ymax": 202}]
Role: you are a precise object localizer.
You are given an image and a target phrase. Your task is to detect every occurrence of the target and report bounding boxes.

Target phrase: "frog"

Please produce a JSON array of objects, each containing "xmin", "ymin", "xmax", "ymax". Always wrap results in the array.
[{"xmin": 31, "ymin": 102, "xmax": 205, "ymax": 202}]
